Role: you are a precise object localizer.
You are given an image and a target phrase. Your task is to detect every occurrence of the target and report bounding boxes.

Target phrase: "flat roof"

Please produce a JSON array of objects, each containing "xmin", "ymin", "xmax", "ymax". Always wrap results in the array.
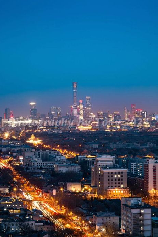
[{"xmin": 102, "ymin": 169, "xmax": 127, "ymax": 172}]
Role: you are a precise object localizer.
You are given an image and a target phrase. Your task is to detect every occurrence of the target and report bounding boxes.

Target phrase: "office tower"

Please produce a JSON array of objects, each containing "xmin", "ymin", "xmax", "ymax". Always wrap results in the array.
[
  {"xmin": 0, "ymin": 117, "xmax": 2, "ymax": 127},
  {"xmin": 144, "ymin": 159, "xmax": 158, "ymax": 195},
  {"xmin": 10, "ymin": 111, "xmax": 14, "ymax": 119},
  {"xmin": 131, "ymin": 104, "xmax": 136, "ymax": 120},
  {"xmin": 86, "ymin": 96, "xmax": 91, "ymax": 107},
  {"xmin": 30, "ymin": 102, "xmax": 37, "ymax": 119},
  {"xmin": 79, "ymin": 100, "xmax": 83, "ymax": 120},
  {"xmin": 121, "ymin": 197, "xmax": 152, "ymax": 237},
  {"xmin": 84, "ymin": 96, "xmax": 91, "ymax": 119},
  {"xmin": 4, "ymin": 108, "xmax": 10, "ymax": 119},
  {"xmin": 72, "ymin": 82, "xmax": 78, "ymax": 117},
  {"xmin": 124, "ymin": 107, "xmax": 128, "ymax": 120}
]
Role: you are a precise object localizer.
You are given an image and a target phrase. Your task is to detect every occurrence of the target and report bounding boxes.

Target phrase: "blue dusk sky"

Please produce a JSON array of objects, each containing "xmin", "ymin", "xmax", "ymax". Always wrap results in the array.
[{"xmin": 0, "ymin": 0, "xmax": 158, "ymax": 116}]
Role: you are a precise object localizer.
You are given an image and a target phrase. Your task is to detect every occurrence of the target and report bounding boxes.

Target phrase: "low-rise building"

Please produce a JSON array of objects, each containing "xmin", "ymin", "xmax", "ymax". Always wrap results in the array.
[
  {"xmin": 93, "ymin": 212, "xmax": 119, "ymax": 231},
  {"xmin": 0, "ymin": 198, "xmax": 23, "ymax": 210},
  {"xmin": 54, "ymin": 164, "xmax": 81, "ymax": 173},
  {"xmin": 23, "ymin": 149, "xmax": 67, "ymax": 171},
  {"xmin": 1, "ymin": 217, "xmax": 36, "ymax": 232},
  {"xmin": 66, "ymin": 182, "xmax": 81, "ymax": 192},
  {"xmin": 0, "ymin": 186, "xmax": 9, "ymax": 194}
]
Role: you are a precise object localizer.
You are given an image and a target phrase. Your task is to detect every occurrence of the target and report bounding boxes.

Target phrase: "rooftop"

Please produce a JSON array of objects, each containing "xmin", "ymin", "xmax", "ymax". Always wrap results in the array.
[{"xmin": 95, "ymin": 211, "xmax": 117, "ymax": 217}]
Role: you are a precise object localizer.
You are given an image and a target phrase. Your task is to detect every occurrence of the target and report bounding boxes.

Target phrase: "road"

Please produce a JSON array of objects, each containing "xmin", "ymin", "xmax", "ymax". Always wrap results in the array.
[{"xmin": 0, "ymin": 158, "xmax": 101, "ymax": 237}]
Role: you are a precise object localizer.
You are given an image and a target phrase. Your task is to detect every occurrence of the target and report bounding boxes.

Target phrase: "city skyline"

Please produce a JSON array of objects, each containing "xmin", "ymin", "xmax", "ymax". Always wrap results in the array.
[
  {"xmin": 1, "ymin": 85, "xmax": 158, "ymax": 117},
  {"xmin": 0, "ymin": 0, "xmax": 158, "ymax": 115}
]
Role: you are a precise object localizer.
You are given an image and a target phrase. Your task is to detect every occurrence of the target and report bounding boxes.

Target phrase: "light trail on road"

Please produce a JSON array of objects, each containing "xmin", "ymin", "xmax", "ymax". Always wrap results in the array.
[{"xmin": 0, "ymin": 158, "xmax": 100, "ymax": 237}]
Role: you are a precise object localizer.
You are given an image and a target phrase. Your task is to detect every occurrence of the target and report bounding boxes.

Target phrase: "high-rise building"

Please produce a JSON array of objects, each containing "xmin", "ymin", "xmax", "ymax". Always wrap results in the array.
[
  {"xmin": 144, "ymin": 159, "xmax": 158, "ymax": 195},
  {"xmin": 121, "ymin": 197, "xmax": 152, "ymax": 237},
  {"xmin": 79, "ymin": 100, "xmax": 83, "ymax": 121},
  {"xmin": 10, "ymin": 111, "xmax": 14, "ymax": 119},
  {"xmin": 131, "ymin": 104, "xmax": 136, "ymax": 120},
  {"xmin": 4, "ymin": 108, "xmax": 10, "ymax": 119},
  {"xmin": 0, "ymin": 117, "xmax": 2, "ymax": 127},
  {"xmin": 124, "ymin": 107, "xmax": 128, "ymax": 120},
  {"xmin": 84, "ymin": 96, "xmax": 91, "ymax": 119},
  {"xmin": 30, "ymin": 102, "xmax": 37, "ymax": 119},
  {"xmin": 72, "ymin": 82, "xmax": 78, "ymax": 117}
]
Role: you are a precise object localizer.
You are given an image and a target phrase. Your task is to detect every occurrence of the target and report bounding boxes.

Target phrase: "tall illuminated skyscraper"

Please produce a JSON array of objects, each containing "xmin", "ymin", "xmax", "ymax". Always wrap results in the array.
[
  {"xmin": 131, "ymin": 104, "xmax": 136, "ymax": 120},
  {"xmin": 30, "ymin": 102, "xmax": 37, "ymax": 119},
  {"xmin": 72, "ymin": 82, "xmax": 78, "ymax": 117},
  {"xmin": 85, "ymin": 96, "xmax": 91, "ymax": 119},
  {"xmin": 124, "ymin": 107, "xmax": 128, "ymax": 120},
  {"xmin": 79, "ymin": 100, "xmax": 83, "ymax": 121}
]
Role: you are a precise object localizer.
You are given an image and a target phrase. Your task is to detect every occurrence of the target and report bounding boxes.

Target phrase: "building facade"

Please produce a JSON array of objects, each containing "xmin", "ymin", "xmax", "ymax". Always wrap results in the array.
[
  {"xmin": 121, "ymin": 197, "xmax": 152, "ymax": 237},
  {"xmin": 144, "ymin": 159, "xmax": 158, "ymax": 196}
]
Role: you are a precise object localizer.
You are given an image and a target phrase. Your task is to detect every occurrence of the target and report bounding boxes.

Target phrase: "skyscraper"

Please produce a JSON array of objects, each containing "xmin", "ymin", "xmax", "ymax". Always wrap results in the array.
[
  {"xmin": 85, "ymin": 96, "xmax": 91, "ymax": 119},
  {"xmin": 4, "ymin": 108, "xmax": 10, "ymax": 120},
  {"xmin": 79, "ymin": 100, "xmax": 83, "ymax": 121},
  {"xmin": 124, "ymin": 107, "xmax": 128, "ymax": 120},
  {"xmin": 30, "ymin": 102, "xmax": 37, "ymax": 119},
  {"xmin": 10, "ymin": 111, "xmax": 14, "ymax": 119},
  {"xmin": 131, "ymin": 104, "xmax": 136, "ymax": 120},
  {"xmin": 72, "ymin": 82, "xmax": 78, "ymax": 117}
]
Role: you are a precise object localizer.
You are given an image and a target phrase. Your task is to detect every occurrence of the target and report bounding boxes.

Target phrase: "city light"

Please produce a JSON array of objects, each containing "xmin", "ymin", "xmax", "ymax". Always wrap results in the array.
[
  {"xmin": 4, "ymin": 132, "xmax": 9, "ymax": 139},
  {"xmin": 26, "ymin": 134, "xmax": 43, "ymax": 145}
]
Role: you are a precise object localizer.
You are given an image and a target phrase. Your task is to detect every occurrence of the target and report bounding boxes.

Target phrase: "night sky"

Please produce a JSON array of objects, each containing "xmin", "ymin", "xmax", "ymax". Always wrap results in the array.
[{"xmin": 0, "ymin": 0, "xmax": 158, "ymax": 116}]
